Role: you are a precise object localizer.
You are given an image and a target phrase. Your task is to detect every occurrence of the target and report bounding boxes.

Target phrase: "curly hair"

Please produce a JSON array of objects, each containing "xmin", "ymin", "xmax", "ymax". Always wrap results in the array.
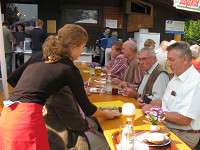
[{"xmin": 43, "ymin": 24, "xmax": 88, "ymax": 62}]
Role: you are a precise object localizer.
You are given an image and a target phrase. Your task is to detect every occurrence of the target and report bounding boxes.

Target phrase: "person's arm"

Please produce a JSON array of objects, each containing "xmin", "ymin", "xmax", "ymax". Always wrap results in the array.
[
  {"xmin": 113, "ymin": 78, "xmax": 122, "ymax": 85},
  {"xmin": 66, "ymin": 67, "xmax": 98, "ymax": 116},
  {"xmin": 109, "ymin": 57, "xmax": 127, "ymax": 78},
  {"xmin": 92, "ymin": 108, "xmax": 119, "ymax": 119},
  {"xmin": 122, "ymin": 87, "xmax": 139, "ymax": 98},
  {"xmin": 137, "ymin": 98, "xmax": 162, "ymax": 113},
  {"xmin": 7, "ymin": 59, "xmax": 30, "ymax": 87},
  {"xmin": 67, "ymin": 67, "xmax": 119, "ymax": 119},
  {"xmin": 165, "ymin": 112, "xmax": 192, "ymax": 126},
  {"xmin": 7, "ymin": 52, "xmax": 43, "ymax": 87}
]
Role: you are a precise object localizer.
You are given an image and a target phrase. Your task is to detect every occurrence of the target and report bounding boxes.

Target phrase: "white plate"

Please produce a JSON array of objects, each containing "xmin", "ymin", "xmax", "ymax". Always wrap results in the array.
[
  {"xmin": 90, "ymin": 87, "xmax": 100, "ymax": 93},
  {"xmin": 94, "ymin": 80, "xmax": 106, "ymax": 84},
  {"xmin": 135, "ymin": 132, "xmax": 171, "ymax": 147},
  {"xmin": 101, "ymin": 73, "xmax": 106, "ymax": 77}
]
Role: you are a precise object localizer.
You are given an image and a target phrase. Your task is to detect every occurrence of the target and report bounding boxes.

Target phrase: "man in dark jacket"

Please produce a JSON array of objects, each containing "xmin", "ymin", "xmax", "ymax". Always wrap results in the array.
[
  {"xmin": 96, "ymin": 27, "xmax": 111, "ymax": 66},
  {"xmin": 30, "ymin": 19, "xmax": 47, "ymax": 55}
]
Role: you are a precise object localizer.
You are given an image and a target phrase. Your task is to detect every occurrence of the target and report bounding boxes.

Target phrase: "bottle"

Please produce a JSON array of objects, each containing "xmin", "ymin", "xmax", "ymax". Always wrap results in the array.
[
  {"xmin": 106, "ymin": 74, "xmax": 113, "ymax": 95},
  {"xmin": 121, "ymin": 117, "xmax": 135, "ymax": 150}
]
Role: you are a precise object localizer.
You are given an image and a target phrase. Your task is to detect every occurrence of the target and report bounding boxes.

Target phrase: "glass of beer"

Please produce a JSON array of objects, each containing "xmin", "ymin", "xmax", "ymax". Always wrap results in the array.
[
  {"xmin": 122, "ymin": 103, "xmax": 135, "ymax": 125},
  {"xmin": 94, "ymin": 66, "xmax": 102, "ymax": 77}
]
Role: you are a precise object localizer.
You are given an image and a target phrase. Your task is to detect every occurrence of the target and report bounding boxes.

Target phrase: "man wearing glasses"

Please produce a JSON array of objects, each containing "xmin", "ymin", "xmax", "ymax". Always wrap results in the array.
[{"xmin": 123, "ymin": 47, "xmax": 170, "ymax": 102}]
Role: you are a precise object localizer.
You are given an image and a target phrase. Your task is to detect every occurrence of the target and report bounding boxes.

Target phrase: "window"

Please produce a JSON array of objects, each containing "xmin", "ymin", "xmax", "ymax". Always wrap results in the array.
[
  {"xmin": 6, "ymin": 3, "xmax": 38, "ymax": 31},
  {"xmin": 125, "ymin": 0, "xmax": 153, "ymax": 15},
  {"xmin": 65, "ymin": 9, "xmax": 98, "ymax": 24}
]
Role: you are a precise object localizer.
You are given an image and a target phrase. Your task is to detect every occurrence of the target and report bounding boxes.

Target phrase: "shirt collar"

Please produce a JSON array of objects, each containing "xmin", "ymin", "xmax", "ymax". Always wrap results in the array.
[
  {"xmin": 175, "ymin": 65, "xmax": 193, "ymax": 82},
  {"xmin": 146, "ymin": 62, "xmax": 159, "ymax": 74},
  {"xmin": 128, "ymin": 55, "xmax": 137, "ymax": 65},
  {"xmin": 35, "ymin": 26, "xmax": 43, "ymax": 29}
]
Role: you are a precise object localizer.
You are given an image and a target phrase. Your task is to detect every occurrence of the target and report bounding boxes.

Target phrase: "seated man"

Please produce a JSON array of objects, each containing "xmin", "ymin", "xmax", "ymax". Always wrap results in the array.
[
  {"xmin": 104, "ymin": 41, "xmax": 128, "ymax": 79},
  {"xmin": 122, "ymin": 47, "xmax": 170, "ymax": 101},
  {"xmin": 138, "ymin": 41, "xmax": 200, "ymax": 148},
  {"xmin": 45, "ymin": 86, "xmax": 110, "ymax": 150},
  {"xmin": 113, "ymin": 40, "xmax": 143, "ymax": 87}
]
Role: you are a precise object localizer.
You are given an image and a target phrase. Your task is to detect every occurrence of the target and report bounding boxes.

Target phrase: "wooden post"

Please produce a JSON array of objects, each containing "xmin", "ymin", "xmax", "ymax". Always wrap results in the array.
[{"xmin": 174, "ymin": 34, "xmax": 182, "ymax": 41}]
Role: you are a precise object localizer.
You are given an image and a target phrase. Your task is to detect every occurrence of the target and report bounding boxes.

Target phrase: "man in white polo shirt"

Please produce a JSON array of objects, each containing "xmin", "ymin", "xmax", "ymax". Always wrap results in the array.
[{"xmin": 139, "ymin": 41, "xmax": 200, "ymax": 148}]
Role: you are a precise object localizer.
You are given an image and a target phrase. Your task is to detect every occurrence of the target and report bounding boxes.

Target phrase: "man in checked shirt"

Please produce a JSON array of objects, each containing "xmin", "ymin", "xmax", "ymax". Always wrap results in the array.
[{"xmin": 104, "ymin": 41, "xmax": 128, "ymax": 79}]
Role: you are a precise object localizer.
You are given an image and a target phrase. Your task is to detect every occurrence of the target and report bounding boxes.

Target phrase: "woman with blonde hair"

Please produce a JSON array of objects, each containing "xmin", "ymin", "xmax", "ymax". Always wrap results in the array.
[
  {"xmin": 0, "ymin": 24, "xmax": 118, "ymax": 150},
  {"xmin": 144, "ymin": 39, "xmax": 156, "ymax": 50}
]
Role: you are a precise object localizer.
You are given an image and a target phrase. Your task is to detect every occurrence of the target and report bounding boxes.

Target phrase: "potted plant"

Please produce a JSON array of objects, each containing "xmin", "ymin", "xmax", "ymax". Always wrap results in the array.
[{"xmin": 144, "ymin": 106, "xmax": 166, "ymax": 131}]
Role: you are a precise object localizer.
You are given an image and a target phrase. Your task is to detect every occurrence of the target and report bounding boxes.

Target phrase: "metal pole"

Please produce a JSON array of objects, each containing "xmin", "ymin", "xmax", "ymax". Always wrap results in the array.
[{"xmin": 0, "ymin": 2, "xmax": 9, "ymax": 100}]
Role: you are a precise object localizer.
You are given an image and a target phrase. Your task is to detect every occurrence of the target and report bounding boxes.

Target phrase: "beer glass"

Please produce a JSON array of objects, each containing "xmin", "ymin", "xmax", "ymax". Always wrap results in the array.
[
  {"xmin": 122, "ymin": 103, "xmax": 135, "ymax": 125},
  {"xmin": 94, "ymin": 66, "xmax": 102, "ymax": 77}
]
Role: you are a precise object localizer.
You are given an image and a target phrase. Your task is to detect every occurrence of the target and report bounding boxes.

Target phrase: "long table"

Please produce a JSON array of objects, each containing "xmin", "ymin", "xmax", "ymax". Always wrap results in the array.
[{"xmin": 76, "ymin": 62, "xmax": 192, "ymax": 150}]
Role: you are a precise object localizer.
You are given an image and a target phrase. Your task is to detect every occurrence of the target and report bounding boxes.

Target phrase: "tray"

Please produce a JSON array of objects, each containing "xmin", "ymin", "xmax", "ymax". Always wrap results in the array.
[{"xmin": 112, "ymin": 130, "xmax": 178, "ymax": 150}]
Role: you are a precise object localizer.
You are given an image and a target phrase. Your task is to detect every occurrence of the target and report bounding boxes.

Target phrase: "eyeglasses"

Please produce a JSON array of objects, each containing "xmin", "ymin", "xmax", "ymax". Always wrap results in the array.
[{"xmin": 138, "ymin": 57, "xmax": 152, "ymax": 62}]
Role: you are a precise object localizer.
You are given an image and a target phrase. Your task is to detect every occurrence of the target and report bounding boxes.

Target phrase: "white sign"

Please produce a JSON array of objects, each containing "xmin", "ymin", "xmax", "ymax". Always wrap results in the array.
[
  {"xmin": 106, "ymin": 19, "xmax": 117, "ymax": 29},
  {"xmin": 165, "ymin": 20, "xmax": 185, "ymax": 34},
  {"xmin": 174, "ymin": 0, "xmax": 200, "ymax": 12},
  {"xmin": 1, "ymin": 14, "xmax": 4, "ymax": 22}
]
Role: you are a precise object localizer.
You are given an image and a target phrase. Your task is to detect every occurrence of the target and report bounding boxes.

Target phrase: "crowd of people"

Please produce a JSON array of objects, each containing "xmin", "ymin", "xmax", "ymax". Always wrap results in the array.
[
  {"xmin": 0, "ymin": 19, "xmax": 47, "ymax": 78},
  {"xmin": 1, "ymin": 21, "xmax": 200, "ymax": 150}
]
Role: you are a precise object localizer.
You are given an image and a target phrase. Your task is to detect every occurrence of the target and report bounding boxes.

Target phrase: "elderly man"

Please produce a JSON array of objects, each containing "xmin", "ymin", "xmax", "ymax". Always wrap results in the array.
[
  {"xmin": 123, "ymin": 47, "xmax": 170, "ymax": 101},
  {"xmin": 113, "ymin": 40, "xmax": 143, "ymax": 87},
  {"xmin": 139, "ymin": 41, "xmax": 200, "ymax": 148}
]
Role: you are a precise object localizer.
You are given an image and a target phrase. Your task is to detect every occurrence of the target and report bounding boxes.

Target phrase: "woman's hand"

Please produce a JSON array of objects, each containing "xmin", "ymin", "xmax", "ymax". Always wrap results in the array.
[{"xmin": 92, "ymin": 109, "xmax": 119, "ymax": 119}]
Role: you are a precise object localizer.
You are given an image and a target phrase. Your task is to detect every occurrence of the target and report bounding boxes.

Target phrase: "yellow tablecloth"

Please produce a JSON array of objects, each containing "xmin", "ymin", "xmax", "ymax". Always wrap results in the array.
[{"xmin": 93, "ymin": 100, "xmax": 143, "ymax": 150}]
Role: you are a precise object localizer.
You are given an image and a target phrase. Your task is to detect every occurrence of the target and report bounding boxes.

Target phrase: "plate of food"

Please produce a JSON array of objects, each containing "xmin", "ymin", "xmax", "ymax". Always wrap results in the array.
[
  {"xmin": 99, "ymin": 106, "xmax": 122, "ymax": 115},
  {"xmin": 90, "ymin": 87, "xmax": 101, "ymax": 93},
  {"xmin": 94, "ymin": 79, "xmax": 106, "ymax": 84},
  {"xmin": 135, "ymin": 131, "xmax": 171, "ymax": 146}
]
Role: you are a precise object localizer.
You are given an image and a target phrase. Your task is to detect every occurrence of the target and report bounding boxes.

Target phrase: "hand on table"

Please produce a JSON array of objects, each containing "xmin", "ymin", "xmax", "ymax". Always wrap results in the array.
[
  {"xmin": 137, "ymin": 98, "xmax": 146, "ymax": 108},
  {"xmin": 141, "ymin": 104, "xmax": 153, "ymax": 114},
  {"xmin": 113, "ymin": 78, "xmax": 122, "ymax": 85},
  {"xmin": 102, "ymin": 110, "xmax": 120, "ymax": 119},
  {"xmin": 122, "ymin": 87, "xmax": 138, "ymax": 98}
]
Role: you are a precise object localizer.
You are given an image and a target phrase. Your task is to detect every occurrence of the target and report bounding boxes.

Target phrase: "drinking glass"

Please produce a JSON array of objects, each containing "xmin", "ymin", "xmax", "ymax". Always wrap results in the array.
[{"xmin": 94, "ymin": 66, "xmax": 102, "ymax": 77}]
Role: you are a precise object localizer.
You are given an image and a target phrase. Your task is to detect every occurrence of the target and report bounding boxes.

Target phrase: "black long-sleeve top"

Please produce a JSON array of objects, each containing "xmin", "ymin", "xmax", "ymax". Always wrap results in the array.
[
  {"xmin": 8, "ymin": 52, "xmax": 97, "ymax": 116},
  {"xmin": 30, "ymin": 28, "xmax": 47, "ymax": 52}
]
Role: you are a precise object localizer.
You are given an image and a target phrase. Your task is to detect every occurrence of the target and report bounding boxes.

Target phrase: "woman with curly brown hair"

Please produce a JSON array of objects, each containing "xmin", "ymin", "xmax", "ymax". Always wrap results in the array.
[{"xmin": 0, "ymin": 24, "xmax": 117, "ymax": 150}]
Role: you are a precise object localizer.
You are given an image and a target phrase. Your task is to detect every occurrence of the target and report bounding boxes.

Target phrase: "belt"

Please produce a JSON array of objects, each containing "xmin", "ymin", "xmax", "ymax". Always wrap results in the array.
[{"xmin": 175, "ymin": 129, "xmax": 200, "ymax": 133}]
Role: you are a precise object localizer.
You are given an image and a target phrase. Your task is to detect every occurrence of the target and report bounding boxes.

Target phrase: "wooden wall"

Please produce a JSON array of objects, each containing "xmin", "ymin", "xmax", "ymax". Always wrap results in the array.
[
  {"xmin": 3, "ymin": 0, "xmax": 199, "ymax": 46},
  {"xmin": 148, "ymin": 4, "xmax": 191, "ymax": 42}
]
